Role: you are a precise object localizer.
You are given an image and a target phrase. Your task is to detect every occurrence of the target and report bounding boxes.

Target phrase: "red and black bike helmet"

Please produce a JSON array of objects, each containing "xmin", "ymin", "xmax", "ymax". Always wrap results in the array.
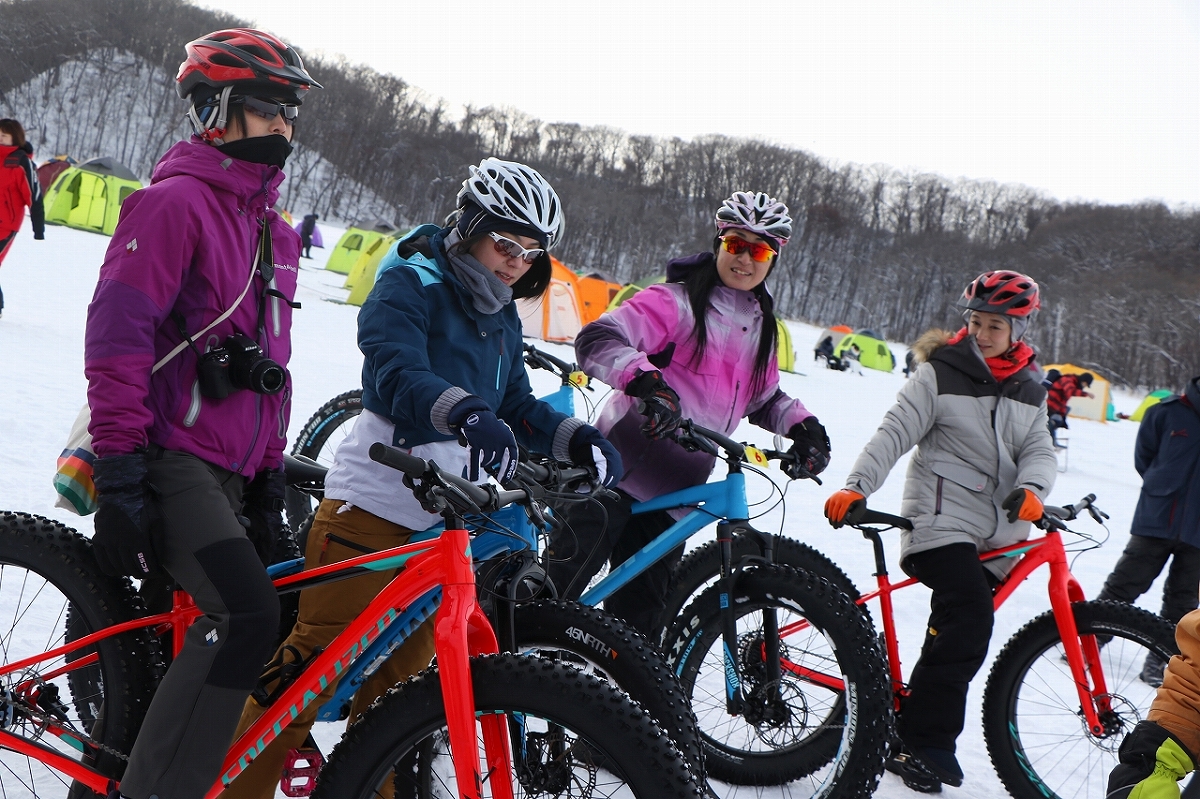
[
  {"xmin": 959, "ymin": 270, "xmax": 1041, "ymax": 317},
  {"xmin": 176, "ymin": 29, "xmax": 321, "ymax": 143}
]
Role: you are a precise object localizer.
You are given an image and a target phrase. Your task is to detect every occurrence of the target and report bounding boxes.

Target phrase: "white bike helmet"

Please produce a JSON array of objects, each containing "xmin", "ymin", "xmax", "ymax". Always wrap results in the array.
[
  {"xmin": 715, "ymin": 191, "xmax": 793, "ymax": 247},
  {"xmin": 456, "ymin": 158, "xmax": 564, "ymax": 250}
]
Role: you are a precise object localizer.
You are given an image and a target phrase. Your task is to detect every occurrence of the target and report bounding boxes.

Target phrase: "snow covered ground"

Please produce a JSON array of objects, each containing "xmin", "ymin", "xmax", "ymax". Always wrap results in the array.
[{"xmin": 0, "ymin": 219, "xmax": 1173, "ymax": 797}]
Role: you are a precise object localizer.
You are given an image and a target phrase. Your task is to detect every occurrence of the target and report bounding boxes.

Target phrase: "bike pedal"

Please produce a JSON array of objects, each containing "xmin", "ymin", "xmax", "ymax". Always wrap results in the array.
[{"xmin": 280, "ymin": 745, "xmax": 325, "ymax": 797}]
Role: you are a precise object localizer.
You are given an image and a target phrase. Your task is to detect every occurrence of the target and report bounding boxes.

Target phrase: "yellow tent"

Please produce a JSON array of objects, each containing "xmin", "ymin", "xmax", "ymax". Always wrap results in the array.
[
  {"xmin": 1045, "ymin": 363, "xmax": 1113, "ymax": 423},
  {"xmin": 345, "ymin": 235, "xmax": 400, "ymax": 306},
  {"xmin": 326, "ymin": 221, "xmax": 397, "ymax": 275},
  {"xmin": 43, "ymin": 157, "xmax": 142, "ymax": 236}
]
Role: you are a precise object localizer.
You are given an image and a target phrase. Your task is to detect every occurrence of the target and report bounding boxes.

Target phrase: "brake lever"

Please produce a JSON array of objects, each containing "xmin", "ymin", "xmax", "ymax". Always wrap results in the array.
[{"xmin": 1088, "ymin": 505, "xmax": 1109, "ymax": 522}]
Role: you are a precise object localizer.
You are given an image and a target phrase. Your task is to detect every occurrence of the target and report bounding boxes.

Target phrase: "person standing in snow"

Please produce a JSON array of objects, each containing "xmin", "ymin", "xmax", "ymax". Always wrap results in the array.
[
  {"xmin": 824, "ymin": 270, "xmax": 1057, "ymax": 792},
  {"xmin": 299, "ymin": 211, "xmax": 318, "ymax": 257},
  {"xmin": 543, "ymin": 190, "xmax": 831, "ymax": 637},
  {"xmin": 82, "ymin": 29, "xmax": 318, "ymax": 799},
  {"xmin": 0, "ymin": 118, "xmax": 42, "ymax": 317},
  {"xmin": 1095, "ymin": 376, "xmax": 1200, "ymax": 689}
]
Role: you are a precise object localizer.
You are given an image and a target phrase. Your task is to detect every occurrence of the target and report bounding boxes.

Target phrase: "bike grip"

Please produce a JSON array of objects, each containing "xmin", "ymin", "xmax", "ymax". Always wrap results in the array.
[{"xmin": 369, "ymin": 443, "xmax": 427, "ymax": 478}]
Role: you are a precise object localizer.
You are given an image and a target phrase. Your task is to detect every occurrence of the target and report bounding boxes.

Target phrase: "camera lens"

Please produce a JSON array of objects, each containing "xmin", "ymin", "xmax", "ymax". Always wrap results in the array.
[{"xmin": 250, "ymin": 360, "xmax": 286, "ymax": 394}]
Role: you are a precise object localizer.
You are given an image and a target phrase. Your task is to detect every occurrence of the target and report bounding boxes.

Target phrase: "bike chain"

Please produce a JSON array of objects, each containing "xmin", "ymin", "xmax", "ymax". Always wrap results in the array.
[{"xmin": 6, "ymin": 695, "xmax": 129, "ymax": 762}]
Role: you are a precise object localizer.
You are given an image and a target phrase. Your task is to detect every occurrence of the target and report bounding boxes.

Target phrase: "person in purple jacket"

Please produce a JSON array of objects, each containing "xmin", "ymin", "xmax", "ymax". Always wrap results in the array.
[
  {"xmin": 544, "ymin": 191, "xmax": 831, "ymax": 636},
  {"xmin": 82, "ymin": 28, "xmax": 320, "ymax": 799}
]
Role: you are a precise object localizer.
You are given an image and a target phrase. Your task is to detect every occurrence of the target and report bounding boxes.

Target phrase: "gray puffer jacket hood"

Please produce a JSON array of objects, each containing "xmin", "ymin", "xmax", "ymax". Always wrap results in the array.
[{"xmin": 844, "ymin": 329, "xmax": 1058, "ymax": 572}]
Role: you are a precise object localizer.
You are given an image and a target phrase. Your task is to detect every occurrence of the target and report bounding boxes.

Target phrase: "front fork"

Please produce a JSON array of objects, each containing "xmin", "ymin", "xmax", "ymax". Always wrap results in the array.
[{"xmin": 717, "ymin": 521, "xmax": 782, "ymax": 716}]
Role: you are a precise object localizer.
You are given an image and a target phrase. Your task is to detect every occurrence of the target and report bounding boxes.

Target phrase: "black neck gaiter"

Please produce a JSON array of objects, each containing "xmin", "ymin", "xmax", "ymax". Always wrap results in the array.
[{"xmin": 217, "ymin": 134, "xmax": 294, "ymax": 169}]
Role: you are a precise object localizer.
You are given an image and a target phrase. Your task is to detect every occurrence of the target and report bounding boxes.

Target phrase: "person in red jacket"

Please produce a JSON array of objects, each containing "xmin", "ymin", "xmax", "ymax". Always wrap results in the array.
[
  {"xmin": 0, "ymin": 118, "xmax": 38, "ymax": 317},
  {"xmin": 1046, "ymin": 371, "xmax": 1093, "ymax": 446}
]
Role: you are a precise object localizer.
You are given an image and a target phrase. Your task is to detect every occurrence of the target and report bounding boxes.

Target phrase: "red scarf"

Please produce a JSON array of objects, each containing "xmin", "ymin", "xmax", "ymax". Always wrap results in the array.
[{"xmin": 948, "ymin": 327, "xmax": 1035, "ymax": 381}]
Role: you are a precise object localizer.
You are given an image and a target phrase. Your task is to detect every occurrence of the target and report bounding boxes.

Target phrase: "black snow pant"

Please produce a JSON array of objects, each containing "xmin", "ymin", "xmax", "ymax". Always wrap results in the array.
[
  {"xmin": 544, "ymin": 488, "xmax": 678, "ymax": 638},
  {"xmin": 117, "ymin": 449, "xmax": 280, "ymax": 799},
  {"xmin": 897, "ymin": 542, "xmax": 996, "ymax": 754},
  {"xmin": 1097, "ymin": 534, "xmax": 1200, "ymax": 624}
]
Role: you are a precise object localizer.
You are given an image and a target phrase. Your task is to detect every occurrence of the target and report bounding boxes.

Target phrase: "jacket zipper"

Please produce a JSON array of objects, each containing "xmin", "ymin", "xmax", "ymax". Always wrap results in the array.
[
  {"xmin": 935, "ymin": 477, "xmax": 943, "ymax": 514},
  {"xmin": 270, "ymin": 273, "xmax": 281, "ymax": 338},
  {"xmin": 726, "ymin": 381, "xmax": 741, "ymax": 430}
]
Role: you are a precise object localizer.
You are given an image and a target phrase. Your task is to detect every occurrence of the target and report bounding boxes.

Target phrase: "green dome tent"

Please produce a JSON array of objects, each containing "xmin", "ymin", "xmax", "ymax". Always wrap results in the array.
[
  {"xmin": 834, "ymin": 330, "xmax": 896, "ymax": 372},
  {"xmin": 326, "ymin": 221, "xmax": 398, "ymax": 275},
  {"xmin": 43, "ymin": 157, "xmax": 142, "ymax": 236},
  {"xmin": 1131, "ymin": 390, "xmax": 1174, "ymax": 422}
]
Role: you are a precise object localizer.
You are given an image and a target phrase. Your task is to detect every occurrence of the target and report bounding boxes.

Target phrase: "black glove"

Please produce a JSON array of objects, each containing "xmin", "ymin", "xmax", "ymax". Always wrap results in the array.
[
  {"xmin": 568, "ymin": 424, "xmax": 623, "ymax": 488},
  {"xmin": 91, "ymin": 453, "xmax": 163, "ymax": 578},
  {"xmin": 625, "ymin": 369, "xmax": 682, "ymax": 440},
  {"xmin": 448, "ymin": 396, "xmax": 519, "ymax": 483},
  {"xmin": 241, "ymin": 467, "xmax": 287, "ymax": 566},
  {"xmin": 785, "ymin": 417, "xmax": 831, "ymax": 478},
  {"xmin": 1108, "ymin": 720, "xmax": 1195, "ymax": 798}
]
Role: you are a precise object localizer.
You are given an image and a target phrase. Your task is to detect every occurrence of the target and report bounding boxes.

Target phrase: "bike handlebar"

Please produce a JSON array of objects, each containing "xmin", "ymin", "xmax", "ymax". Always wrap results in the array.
[
  {"xmin": 667, "ymin": 419, "xmax": 823, "ymax": 484},
  {"xmin": 369, "ymin": 442, "xmax": 602, "ymax": 519},
  {"xmin": 840, "ymin": 494, "xmax": 1105, "ymax": 534}
]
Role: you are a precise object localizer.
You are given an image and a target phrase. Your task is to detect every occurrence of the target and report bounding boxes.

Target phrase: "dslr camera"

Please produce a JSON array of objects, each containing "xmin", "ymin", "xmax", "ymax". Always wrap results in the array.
[{"xmin": 197, "ymin": 333, "xmax": 286, "ymax": 399}]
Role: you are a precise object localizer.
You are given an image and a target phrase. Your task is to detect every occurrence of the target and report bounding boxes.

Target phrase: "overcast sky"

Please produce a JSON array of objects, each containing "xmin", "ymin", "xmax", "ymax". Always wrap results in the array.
[{"xmin": 196, "ymin": 0, "xmax": 1199, "ymax": 207}]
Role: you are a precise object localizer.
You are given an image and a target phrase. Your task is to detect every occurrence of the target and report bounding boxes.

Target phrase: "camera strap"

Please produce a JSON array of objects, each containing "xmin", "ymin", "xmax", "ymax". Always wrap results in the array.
[{"xmin": 153, "ymin": 222, "xmax": 269, "ymax": 372}]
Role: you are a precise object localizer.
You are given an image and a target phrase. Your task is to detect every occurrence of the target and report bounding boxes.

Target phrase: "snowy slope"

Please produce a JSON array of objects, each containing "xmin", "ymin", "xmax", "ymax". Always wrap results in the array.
[{"xmin": 0, "ymin": 220, "xmax": 1166, "ymax": 798}]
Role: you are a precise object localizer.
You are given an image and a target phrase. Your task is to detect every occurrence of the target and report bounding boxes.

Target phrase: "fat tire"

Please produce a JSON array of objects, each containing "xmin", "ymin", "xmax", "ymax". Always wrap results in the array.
[
  {"xmin": 512, "ymin": 599, "xmax": 705, "ymax": 775},
  {"xmin": 286, "ymin": 389, "xmax": 362, "ymax": 528},
  {"xmin": 659, "ymin": 534, "xmax": 866, "ymax": 643},
  {"xmin": 311, "ymin": 653, "xmax": 703, "ymax": 799},
  {"xmin": 664, "ymin": 564, "xmax": 890, "ymax": 794},
  {"xmin": 0, "ymin": 512, "xmax": 159, "ymax": 792},
  {"xmin": 982, "ymin": 599, "xmax": 1179, "ymax": 799}
]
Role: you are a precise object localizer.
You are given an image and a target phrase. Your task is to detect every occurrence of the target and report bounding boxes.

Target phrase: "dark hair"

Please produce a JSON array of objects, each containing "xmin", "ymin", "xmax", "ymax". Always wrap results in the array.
[
  {"xmin": 679, "ymin": 252, "xmax": 777, "ymax": 392},
  {"xmin": 0, "ymin": 119, "xmax": 26, "ymax": 148},
  {"xmin": 452, "ymin": 231, "xmax": 551, "ymax": 300}
]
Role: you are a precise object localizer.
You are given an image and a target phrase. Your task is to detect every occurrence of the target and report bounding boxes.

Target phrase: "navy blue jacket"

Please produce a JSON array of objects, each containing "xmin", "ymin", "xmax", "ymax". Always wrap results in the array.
[
  {"xmin": 1131, "ymin": 378, "xmax": 1200, "ymax": 546},
  {"xmin": 358, "ymin": 224, "xmax": 571, "ymax": 452}
]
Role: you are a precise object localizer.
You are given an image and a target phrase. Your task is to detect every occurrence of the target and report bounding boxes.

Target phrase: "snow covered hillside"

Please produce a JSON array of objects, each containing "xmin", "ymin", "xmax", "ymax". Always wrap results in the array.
[{"xmin": 0, "ymin": 219, "xmax": 1169, "ymax": 798}]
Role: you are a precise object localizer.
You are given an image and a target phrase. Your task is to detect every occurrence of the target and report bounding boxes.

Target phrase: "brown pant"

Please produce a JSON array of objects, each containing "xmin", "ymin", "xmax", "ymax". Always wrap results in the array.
[{"xmin": 223, "ymin": 500, "xmax": 437, "ymax": 799}]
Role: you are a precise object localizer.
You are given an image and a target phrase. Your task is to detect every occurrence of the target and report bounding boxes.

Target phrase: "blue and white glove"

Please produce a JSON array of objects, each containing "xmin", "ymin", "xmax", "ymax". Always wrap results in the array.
[
  {"xmin": 568, "ymin": 424, "xmax": 623, "ymax": 488},
  {"xmin": 448, "ymin": 397, "xmax": 519, "ymax": 484}
]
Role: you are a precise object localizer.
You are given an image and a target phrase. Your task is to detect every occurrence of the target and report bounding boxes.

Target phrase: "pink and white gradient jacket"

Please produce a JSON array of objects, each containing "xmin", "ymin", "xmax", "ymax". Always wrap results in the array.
[{"xmin": 575, "ymin": 264, "xmax": 812, "ymax": 503}]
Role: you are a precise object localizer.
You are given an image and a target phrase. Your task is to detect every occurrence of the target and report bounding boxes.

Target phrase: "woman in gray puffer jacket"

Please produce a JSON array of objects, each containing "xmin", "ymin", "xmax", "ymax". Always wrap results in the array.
[{"xmin": 824, "ymin": 270, "xmax": 1058, "ymax": 793}]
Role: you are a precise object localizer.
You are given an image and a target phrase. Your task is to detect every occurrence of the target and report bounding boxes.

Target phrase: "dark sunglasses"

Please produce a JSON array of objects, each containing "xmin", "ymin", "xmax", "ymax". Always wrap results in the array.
[
  {"xmin": 488, "ymin": 232, "xmax": 544, "ymax": 264},
  {"xmin": 235, "ymin": 96, "xmax": 299, "ymax": 124},
  {"xmin": 719, "ymin": 235, "xmax": 776, "ymax": 263}
]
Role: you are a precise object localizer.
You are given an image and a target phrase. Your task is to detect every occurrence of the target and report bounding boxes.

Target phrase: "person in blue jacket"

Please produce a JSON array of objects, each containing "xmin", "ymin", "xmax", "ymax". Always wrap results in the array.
[
  {"xmin": 223, "ymin": 157, "xmax": 622, "ymax": 799},
  {"xmin": 1097, "ymin": 375, "xmax": 1200, "ymax": 687}
]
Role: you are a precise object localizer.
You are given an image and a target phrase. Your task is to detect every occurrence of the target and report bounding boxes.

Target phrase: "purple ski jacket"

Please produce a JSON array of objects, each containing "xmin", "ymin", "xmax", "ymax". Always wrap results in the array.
[
  {"xmin": 84, "ymin": 137, "xmax": 299, "ymax": 476},
  {"xmin": 576, "ymin": 257, "xmax": 812, "ymax": 503}
]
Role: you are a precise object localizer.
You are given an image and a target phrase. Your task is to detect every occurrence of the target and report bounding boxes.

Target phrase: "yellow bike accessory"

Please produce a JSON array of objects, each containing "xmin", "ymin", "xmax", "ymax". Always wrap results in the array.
[
  {"xmin": 744, "ymin": 445, "xmax": 769, "ymax": 468},
  {"xmin": 569, "ymin": 370, "xmax": 589, "ymax": 389}
]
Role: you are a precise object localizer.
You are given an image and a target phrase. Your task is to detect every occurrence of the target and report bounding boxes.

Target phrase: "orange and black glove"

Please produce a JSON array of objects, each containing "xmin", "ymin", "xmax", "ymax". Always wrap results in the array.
[
  {"xmin": 824, "ymin": 489, "xmax": 865, "ymax": 528},
  {"xmin": 1002, "ymin": 488, "xmax": 1044, "ymax": 523}
]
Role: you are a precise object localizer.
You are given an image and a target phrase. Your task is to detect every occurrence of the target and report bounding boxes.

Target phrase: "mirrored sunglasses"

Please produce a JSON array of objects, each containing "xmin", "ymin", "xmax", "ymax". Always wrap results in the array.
[
  {"xmin": 236, "ymin": 96, "xmax": 299, "ymax": 123},
  {"xmin": 720, "ymin": 235, "xmax": 776, "ymax": 263},
  {"xmin": 488, "ymin": 232, "xmax": 545, "ymax": 264}
]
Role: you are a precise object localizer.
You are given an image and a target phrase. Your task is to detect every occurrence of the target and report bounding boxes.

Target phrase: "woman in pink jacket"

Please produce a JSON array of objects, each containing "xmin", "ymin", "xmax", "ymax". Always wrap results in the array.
[{"xmin": 545, "ymin": 191, "xmax": 830, "ymax": 635}]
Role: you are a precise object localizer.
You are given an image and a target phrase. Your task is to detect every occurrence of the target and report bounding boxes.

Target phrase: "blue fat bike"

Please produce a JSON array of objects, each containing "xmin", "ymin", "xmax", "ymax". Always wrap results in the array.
[{"xmin": 559, "ymin": 420, "xmax": 892, "ymax": 794}]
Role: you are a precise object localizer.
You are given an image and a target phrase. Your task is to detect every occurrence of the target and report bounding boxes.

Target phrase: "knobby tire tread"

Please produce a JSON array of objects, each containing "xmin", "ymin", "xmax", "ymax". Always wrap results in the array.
[{"xmin": 311, "ymin": 653, "xmax": 704, "ymax": 799}]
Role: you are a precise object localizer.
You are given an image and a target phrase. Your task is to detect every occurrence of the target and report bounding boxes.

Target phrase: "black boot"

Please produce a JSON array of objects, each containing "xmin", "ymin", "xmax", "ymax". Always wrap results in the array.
[{"xmin": 885, "ymin": 747, "xmax": 942, "ymax": 793}]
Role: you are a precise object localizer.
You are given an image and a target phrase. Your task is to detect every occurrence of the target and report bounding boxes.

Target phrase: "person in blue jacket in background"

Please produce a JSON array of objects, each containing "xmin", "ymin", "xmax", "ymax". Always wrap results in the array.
[
  {"xmin": 1097, "ymin": 376, "xmax": 1200, "ymax": 688},
  {"xmin": 224, "ymin": 157, "xmax": 622, "ymax": 799}
]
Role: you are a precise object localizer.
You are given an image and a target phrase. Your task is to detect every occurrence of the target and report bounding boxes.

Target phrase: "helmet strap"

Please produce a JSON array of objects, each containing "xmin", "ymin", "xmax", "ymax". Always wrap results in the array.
[{"xmin": 188, "ymin": 85, "xmax": 234, "ymax": 145}]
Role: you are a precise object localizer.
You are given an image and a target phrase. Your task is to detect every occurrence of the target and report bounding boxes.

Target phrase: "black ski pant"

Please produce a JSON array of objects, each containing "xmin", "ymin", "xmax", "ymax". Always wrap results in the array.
[
  {"xmin": 1097, "ymin": 534, "xmax": 1200, "ymax": 624},
  {"xmin": 544, "ymin": 489, "xmax": 678, "ymax": 638},
  {"xmin": 897, "ymin": 542, "xmax": 995, "ymax": 754},
  {"xmin": 118, "ymin": 449, "xmax": 280, "ymax": 799}
]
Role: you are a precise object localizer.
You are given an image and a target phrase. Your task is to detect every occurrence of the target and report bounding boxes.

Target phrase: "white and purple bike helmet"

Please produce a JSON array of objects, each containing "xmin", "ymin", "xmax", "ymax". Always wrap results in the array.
[{"xmin": 715, "ymin": 191, "xmax": 793, "ymax": 250}]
